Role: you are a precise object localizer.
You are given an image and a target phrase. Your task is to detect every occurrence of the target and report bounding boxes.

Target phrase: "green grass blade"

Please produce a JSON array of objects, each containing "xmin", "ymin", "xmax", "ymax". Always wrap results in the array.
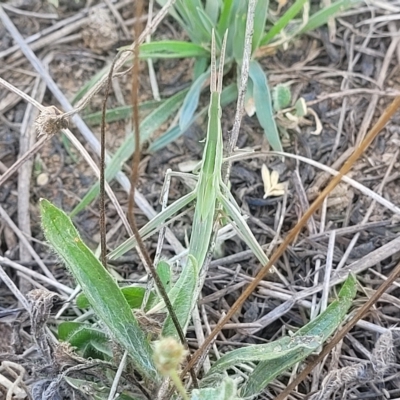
[
  {"xmin": 249, "ymin": 60, "xmax": 283, "ymax": 152},
  {"xmin": 260, "ymin": 0, "xmax": 308, "ymax": 45},
  {"xmin": 180, "ymin": 71, "xmax": 210, "ymax": 130},
  {"xmin": 295, "ymin": 274, "xmax": 357, "ymax": 338},
  {"xmin": 205, "ymin": 0, "xmax": 222, "ymax": 25},
  {"xmin": 252, "ymin": 0, "xmax": 270, "ymax": 51},
  {"xmin": 195, "ymin": 6, "xmax": 217, "ymax": 46},
  {"xmin": 146, "ymin": 260, "xmax": 172, "ymax": 309},
  {"xmin": 155, "ymin": 0, "xmax": 188, "ymax": 35},
  {"xmin": 244, "ymin": 347, "xmax": 321, "ymax": 397},
  {"xmin": 161, "ymin": 255, "xmax": 198, "ymax": 338},
  {"xmin": 148, "ymin": 125, "xmax": 182, "ymax": 153},
  {"xmin": 217, "ymin": 0, "xmax": 240, "ymax": 56},
  {"xmin": 193, "ymin": 57, "xmax": 209, "ymax": 79},
  {"xmin": 61, "ymin": 132, "xmax": 79, "ymax": 163},
  {"xmin": 169, "ymin": 0, "xmax": 210, "ymax": 44},
  {"xmin": 138, "ymin": 41, "xmax": 209, "ymax": 59},
  {"xmin": 107, "ymin": 191, "xmax": 196, "ymax": 260},
  {"xmin": 70, "ymin": 89, "xmax": 188, "ymax": 218},
  {"xmin": 149, "ymin": 83, "xmax": 238, "ymax": 153},
  {"xmin": 156, "ymin": 260, "xmax": 172, "ymax": 291},
  {"xmin": 83, "ymin": 99, "xmax": 162, "ymax": 126},
  {"xmin": 232, "ymin": 1, "xmax": 247, "ymax": 63},
  {"xmin": 241, "ymin": 274, "xmax": 357, "ymax": 398},
  {"xmin": 40, "ymin": 199, "xmax": 158, "ymax": 381},
  {"xmin": 216, "ymin": 0, "xmax": 234, "ymax": 36},
  {"xmin": 300, "ymin": 0, "xmax": 362, "ymax": 34}
]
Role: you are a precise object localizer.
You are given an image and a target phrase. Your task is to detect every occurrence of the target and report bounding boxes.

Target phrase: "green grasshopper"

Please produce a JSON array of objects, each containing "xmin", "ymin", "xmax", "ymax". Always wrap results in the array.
[{"xmin": 108, "ymin": 31, "xmax": 273, "ymax": 336}]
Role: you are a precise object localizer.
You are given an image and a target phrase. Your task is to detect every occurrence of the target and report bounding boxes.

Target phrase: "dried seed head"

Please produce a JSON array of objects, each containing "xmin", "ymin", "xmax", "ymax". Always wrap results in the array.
[
  {"xmin": 35, "ymin": 106, "xmax": 68, "ymax": 137},
  {"xmin": 153, "ymin": 337, "xmax": 187, "ymax": 376}
]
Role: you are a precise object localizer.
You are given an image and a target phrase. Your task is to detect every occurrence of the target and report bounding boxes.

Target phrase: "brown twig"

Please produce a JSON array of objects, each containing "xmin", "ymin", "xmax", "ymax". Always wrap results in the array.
[
  {"xmin": 127, "ymin": 0, "xmax": 144, "ymax": 228},
  {"xmin": 99, "ymin": 57, "xmax": 120, "ymax": 268},
  {"xmin": 126, "ymin": 0, "xmax": 198, "ymax": 388},
  {"xmin": 0, "ymin": 134, "xmax": 50, "ymax": 188}
]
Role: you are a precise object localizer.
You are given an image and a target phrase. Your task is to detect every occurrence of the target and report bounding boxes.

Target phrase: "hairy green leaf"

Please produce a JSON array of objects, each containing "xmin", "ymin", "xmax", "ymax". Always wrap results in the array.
[
  {"xmin": 241, "ymin": 274, "xmax": 357, "ymax": 398},
  {"xmin": 40, "ymin": 199, "xmax": 158, "ymax": 381}
]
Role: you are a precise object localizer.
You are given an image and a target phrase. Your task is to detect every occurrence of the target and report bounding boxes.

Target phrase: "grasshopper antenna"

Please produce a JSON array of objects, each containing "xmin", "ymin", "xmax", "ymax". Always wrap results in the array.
[
  {"xmin": 210, "ymin": 30, "xmax": 217, "ymax": 93},
  {"xmin": 217, "ymin": 31, "xmax": 228, "ymax": 94}
]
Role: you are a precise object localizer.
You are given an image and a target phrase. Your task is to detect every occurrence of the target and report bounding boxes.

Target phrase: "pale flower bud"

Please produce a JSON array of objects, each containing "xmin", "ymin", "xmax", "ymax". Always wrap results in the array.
[{"xmin": 153, "ymin": 337, "xmax": 187, "ymax": 376}]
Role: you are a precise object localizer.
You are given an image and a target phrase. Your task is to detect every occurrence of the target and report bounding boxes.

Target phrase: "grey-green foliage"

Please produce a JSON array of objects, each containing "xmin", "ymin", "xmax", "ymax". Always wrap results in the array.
[
  {"xmin": 206, "ymin": 274, "xmax": 357, "ymax": 398},
  {"xmin": 147, "ymin": 0, "xmax": 360, "ymax": 153},
  {"xmin": 273, "ymin": 83, "xmax": 291, "ymax": 111},
  {"xmin": 191, "ymin": 377, "xmax": 239, "ymax": 400}
]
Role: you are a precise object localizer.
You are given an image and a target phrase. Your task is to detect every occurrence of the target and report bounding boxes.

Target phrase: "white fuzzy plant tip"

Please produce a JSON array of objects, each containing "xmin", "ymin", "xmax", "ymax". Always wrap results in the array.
[
  {"xmin": 153, "ymin": 337, "xmax": 187, "ymax": 376},
  {"xmin": 262, "ymin": 164, "xmax": 286, "ymax": 199}
]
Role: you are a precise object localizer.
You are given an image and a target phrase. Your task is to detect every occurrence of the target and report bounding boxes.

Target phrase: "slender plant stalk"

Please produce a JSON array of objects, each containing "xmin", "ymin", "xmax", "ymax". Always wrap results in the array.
[
  {"xmin": 95, "ymin": 0, "xmax": 195, "ymax": 384},
  {"xmin": 169, "ymin": 370, "xmax": 190, "ymax": 400},
  {"xmin": 124, "ymin": 0, "xmax": 198, "ymax": 387},
  {"xmin": 99, "ymin": 58, "xmax": 120, "ymax": 268},
  {"xmin": 127, "ymin": 0, "xmax": 144, "ymax": 229}
]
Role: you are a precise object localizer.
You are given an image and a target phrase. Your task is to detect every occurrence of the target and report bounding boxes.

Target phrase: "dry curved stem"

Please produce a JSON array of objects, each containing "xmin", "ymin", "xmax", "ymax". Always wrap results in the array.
[
  {"xmin": 128, "ymin": 0, "xmax": 144, "ymax": 231},
  {"xmin": 114, "ymin": 0, "xmax": 197, "ymax": 387},
  {"xmin": 99, "ymin": 54, "xmax": 121, "ymax": 268},
  {"xmin": 180, "ymin": 95, "xmax": 400, "ymax": 379},
  {"xmin": 228, "ymin": 0, "xmax": 257, "ymax": 153}
]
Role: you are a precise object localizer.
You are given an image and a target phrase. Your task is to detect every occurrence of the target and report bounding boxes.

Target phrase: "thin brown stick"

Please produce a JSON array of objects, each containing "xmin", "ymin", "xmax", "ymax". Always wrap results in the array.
[
  {"xmin": 0, "ymin": 134, "xmax": 50, "ymax": 187},
  {"xmin": 127, "ymin": 0, "xmax": 143, "ymax": 226},
  {"xmin": 126, "ymin": 0, "xmax": 198, "ymax": 387},
  {"xmin": 99, "ymin": 57, "xmax": 120, "ymax": 268},
  {"xmin": 180, "ymin": 95, "xmax": 400, "ymax": 377}
]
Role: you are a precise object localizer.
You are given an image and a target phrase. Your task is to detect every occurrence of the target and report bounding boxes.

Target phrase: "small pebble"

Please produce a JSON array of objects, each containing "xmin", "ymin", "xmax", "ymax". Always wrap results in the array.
[{"xmin": 37, "ymin": 173, "xmax": 49, "ymax": 186}]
